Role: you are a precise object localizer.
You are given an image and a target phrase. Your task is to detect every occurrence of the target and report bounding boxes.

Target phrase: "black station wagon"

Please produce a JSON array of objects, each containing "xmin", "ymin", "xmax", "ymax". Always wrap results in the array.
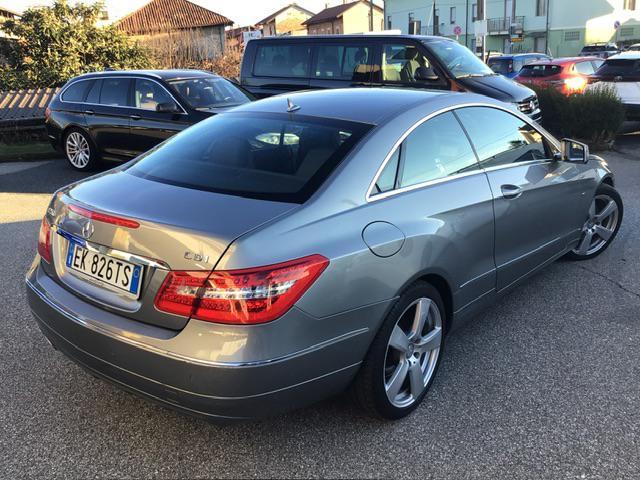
[{"xmin": 46, "ymin": 70, "xmax": 253, "ymax": 171}]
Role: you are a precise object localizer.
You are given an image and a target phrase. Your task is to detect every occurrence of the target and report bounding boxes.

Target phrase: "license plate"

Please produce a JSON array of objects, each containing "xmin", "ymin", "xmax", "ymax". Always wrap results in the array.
[{"xmin": 66, "ymin": 242, "xmax": 143, "ymax": 296}]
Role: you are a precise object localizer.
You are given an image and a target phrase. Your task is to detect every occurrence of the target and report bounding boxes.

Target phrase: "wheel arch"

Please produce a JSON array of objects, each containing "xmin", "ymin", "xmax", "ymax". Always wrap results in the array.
[{"xmin": 601, "ymin": 175, "xmax": 614, "ymax": 188}]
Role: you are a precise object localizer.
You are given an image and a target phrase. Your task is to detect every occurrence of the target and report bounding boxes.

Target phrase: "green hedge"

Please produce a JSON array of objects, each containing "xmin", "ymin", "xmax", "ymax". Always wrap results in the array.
[{"xmin": 530, "ymin": 84, "xmax": 625, "ymax": 148}]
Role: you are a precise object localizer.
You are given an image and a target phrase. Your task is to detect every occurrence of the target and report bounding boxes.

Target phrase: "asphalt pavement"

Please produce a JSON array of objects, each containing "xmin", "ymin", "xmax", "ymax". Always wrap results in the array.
[{"xmin": 1, "ymin": 150, "xmax": 639, "ymax": 479}]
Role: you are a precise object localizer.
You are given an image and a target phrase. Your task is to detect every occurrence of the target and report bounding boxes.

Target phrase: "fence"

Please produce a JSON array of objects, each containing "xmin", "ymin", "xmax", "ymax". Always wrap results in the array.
[{"xmin": 0, "ymin": 87, "xmax": 59, "ymax": 143}]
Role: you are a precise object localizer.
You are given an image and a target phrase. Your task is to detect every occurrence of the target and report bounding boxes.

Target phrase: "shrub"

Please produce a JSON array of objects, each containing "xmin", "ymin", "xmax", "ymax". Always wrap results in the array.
[
  {"xmin": 531, "ymin": 84, "xmax": 625, "ymax": 148},
  {"xmin": 0, "ymin": 1, "xmax": 152, "ymax": 90}
]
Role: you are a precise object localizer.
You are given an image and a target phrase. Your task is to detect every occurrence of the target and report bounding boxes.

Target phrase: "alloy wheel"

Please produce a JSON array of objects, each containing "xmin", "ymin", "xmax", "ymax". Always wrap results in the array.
[
  {"xmin": 65, "ymin": 132, "xmax": 91, "ymax": 169},
  {"xmin": 572, "ymin": 194, "xmax": 620, "ymax": 256},
  {"xmin": 384, "ymin": 297, "xmax": 442, "ymax": 408}
]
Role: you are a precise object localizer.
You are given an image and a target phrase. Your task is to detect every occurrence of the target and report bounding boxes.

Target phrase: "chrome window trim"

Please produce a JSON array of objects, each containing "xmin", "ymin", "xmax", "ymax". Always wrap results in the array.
[
  {"xmin": 365, "ymin": 102, "xmax": 559, "ymax": 203},
  {"xmin": 58, "ymin": 75, "xmax": 189, "ymax": 115}
]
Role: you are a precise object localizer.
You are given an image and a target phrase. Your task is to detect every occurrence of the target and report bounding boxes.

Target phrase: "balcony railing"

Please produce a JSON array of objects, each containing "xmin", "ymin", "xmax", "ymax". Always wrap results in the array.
[{"xmin": 487, "ymin": 16, "xmax": 524, "ymax": 34}]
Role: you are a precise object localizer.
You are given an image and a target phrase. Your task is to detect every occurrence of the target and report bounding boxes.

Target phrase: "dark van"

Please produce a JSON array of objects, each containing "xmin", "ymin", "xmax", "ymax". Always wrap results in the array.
[{"xmin": 240, "ymin": 34, "xmax": 541, "ymax": 122}]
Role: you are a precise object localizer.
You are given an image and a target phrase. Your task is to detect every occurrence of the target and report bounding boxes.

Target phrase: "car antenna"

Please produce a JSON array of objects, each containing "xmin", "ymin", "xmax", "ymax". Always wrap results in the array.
[{"xmin": 286, "ymin": 98, "xmax": 300, "ymax": 113}]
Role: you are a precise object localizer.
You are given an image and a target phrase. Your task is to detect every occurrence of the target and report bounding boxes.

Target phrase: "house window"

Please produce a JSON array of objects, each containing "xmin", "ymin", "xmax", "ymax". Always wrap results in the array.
[
  {"xmin": 621, "ymin": 26, "xmax": 634, "ymax": 37},
  {"xmin": 99, "ymin": 9, "xmax": 109, "ymax": 20},
  {"xmin": 450, "ymin": 7, "xmax": 456, "ymax": 24},
  {"xmin": 624, "ymin": 0, "xmax": 636, "ymax": 10},
  {"xmin": 564, "ymin": 31, "xmax": 580, "ymax": 41},
  {"xmin": 536, "ymin": 0, "xmax": 546, "ymax": 16},
  {"xmin": 477, "ymin": 1, "xmax": 484, "ymax": 20},
  {"xmin": 472, "ymin": 3, "xmax": 477, "ymax": 21},
  {"xmin": 387, "ymin": 15, "xmax": 392, "ymax": 29}
]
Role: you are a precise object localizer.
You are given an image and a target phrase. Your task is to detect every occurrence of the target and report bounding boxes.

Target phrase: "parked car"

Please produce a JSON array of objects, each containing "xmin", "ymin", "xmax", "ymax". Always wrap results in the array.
[
  {"xmin": 240, "ymin": 35, "xmax": 542, "ymax": 122},
  {"xmin": 588, "ymin": 52, "xmax": 640, "ymax": 120},
  {"xmin": 27, "ymin": 88, "xmax": 622, "ymax": 421},
  {"xmin": 46, "ymin": 69, "xmax": 254, "ymax": 171},
  {"xmin": 487, "ymin": 53, "xmax": 552, "ymax": 78},
  {"xmin": 624, "ymin": 43, "xmax": 640, "ymax": 51},
  {"xmin": 514, "ymin": 57, "xmax": 604, "ymax": 95},
  {"xmin": 579, "ymin": 43, "xmax": 619, "ymax": 59}
]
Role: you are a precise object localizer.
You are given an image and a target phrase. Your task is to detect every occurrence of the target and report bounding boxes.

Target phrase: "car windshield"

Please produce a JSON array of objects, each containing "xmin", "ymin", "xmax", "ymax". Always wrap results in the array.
[
  {"xmin": 518, "ymin": 64, "xmax": 561, "ymax": 77},
  {"xmin": 487, "ymin": 58, "xmax": 512, "ymax": 74},
  {"xmin": 127, "ymin": 112, "xmax": 373, "ymax": 203},
  {"xmin": 168, "ymin": 77, "xmax": 252, "ymax": 109},
  {"xmin": 425, "ymin": 39, "xmax": 495, "ymax": 78},
  {"xmin": 597, "ymin": 59, "xmax": 640, "ymax": 76}
]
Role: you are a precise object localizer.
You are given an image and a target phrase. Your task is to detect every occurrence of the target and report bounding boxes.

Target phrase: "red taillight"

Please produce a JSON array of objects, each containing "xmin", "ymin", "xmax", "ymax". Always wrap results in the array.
[
  {"xmin": 68, "ymin": 204, "xmax": 140, "ymax": 229},
  {"xmin": 44, "ymin": 107, "xmax": 51, "ymax": 121},
  {"xmin": 154, "ymin": 255, "xmax": 329, "ymax": 325},
  {"xmin": 38, "ymin": 217, "xmax": 52, "ymax": 263}
]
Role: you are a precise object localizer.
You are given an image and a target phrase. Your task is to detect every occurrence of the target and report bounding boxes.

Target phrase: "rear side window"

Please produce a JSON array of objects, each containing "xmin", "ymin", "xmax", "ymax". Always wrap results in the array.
[
  {"xmin": 85, "ymin": 80, "xmax": 101, "ymax": 103},
  {"xmin": 61, "ymin": 80, "xmax": 90, "ymax": 102},
  {"xmin": 254, "ymin": 44, "xmax": 311, "ymax": 77},
  {"xmin": 456, "ymin": 107, "xmax": 552, "ymax": 168},
  {"xmin": 99, "ymin": 78, "xmax": 132, "ymax": 106},
  {"xmin": 574, "ymin": 61, "xmax": 595, "ymax": 75},
  {"xmin": 128, "ymin": 112, "xmax": 372, "ymax": 203},
  {"xmin": 372, "ymin": 112, "xmax": 479, "ymax": 195},
  {"xmin": 518, "ymin": 64, "xmax": 561, "ymax": 77},
  {"xmin": 313, "ymin": 45, "xmax": 371, "ymax": 80}
]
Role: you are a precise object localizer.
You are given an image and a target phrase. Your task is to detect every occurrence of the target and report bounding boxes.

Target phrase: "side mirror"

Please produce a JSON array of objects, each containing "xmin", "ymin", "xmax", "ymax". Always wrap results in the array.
[
  {"xmin": 414, "ymin": 67, "xmax": 440, "ymax": 82},
  {"xmin": 156, "ymin": 102, "xmax": 180, "ymax": 113},
  {"xmin": 561, "ymin": 138, "xmax": 589, "ymax": 163}
]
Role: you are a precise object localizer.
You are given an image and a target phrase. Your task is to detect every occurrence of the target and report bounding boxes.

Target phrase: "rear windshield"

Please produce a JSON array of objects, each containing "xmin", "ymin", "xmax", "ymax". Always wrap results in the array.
[
  {"xmin": 169, "ymin": 77, "xmax": 252, "ymax": 109},
  {"xmin": 488, "ymin": 58, "xmax": 512, "ymax": 74},
  {"xmin": 518, "ymin": 64, "xmax": 562, "ymax": 77},
  {"xmin": 597, "ymin": 59, "xmax": 640, "ymax": 76},
  {"xmin": 127, "ymin": 112, "xmax": 372, "ymax": 203},
  {"xmin": 582, "ymin": 45, "xmax": 616, "ymax": 53}
]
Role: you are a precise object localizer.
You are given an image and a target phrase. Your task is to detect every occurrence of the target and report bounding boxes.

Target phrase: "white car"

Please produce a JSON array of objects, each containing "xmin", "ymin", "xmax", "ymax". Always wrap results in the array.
[{"xmin": 588, "ymin": 52, "xmax": 640, "ymax": 120}]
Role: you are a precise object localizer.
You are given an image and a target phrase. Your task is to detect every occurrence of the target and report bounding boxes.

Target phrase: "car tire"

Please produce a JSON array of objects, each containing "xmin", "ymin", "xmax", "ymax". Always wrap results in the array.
[
  {"xmin": 352, "ymin": 282, "xmax": 445, "ymax": 420},
  {"xmin": 63, "ymin": 128, "xmax": 99, "ymax": 171},
  {"xmin": 565, "ymin": 183, "xmax": 623, "ymax": 261}
]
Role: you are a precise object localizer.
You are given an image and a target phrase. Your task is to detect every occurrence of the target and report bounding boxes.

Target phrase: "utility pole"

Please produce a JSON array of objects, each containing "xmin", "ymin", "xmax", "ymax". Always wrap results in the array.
[
  {"xmin": 465, "ymin": 0, "xmax": 469, "ymax": 47},
  {"xmin": 544, "ymin": 0, "xmax": 551, "ymax": 55},
  {"xmin": 433, "ymin": 0, "xmax": 437, "ymax": 35},
  {"xmin": 370, "ymin": 0, "xmax": 374, "ymax": 31}
]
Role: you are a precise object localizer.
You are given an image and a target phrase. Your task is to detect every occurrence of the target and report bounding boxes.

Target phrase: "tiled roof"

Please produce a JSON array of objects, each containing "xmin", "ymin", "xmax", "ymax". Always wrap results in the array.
[
  {"xmin": 257, "ymin": 3, "xmax": 315, "ymax": 25},
  {"xmin": 116, "ymin": 0, "xmax": 233, "ymax": 35},
  {"xmin": 302, "ymin": 0, "xmax": 381, "ymax": 26},
  {"xmin": 0, "ymin": 87, "xmax": 59, "ymax": 123}
]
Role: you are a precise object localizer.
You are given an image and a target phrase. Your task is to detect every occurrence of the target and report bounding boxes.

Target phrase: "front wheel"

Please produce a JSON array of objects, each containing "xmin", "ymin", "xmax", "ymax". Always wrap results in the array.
[
  {"xmin": 352, "ymin": 282, "xmax": 445, "ymax": 420},
  {"xmin": 565, "ymin": 184, "xmax": 623, "ymax": 260},
  {"xmin": 64, "ymin": 128, "xmax": 99, "ymax": 171}
]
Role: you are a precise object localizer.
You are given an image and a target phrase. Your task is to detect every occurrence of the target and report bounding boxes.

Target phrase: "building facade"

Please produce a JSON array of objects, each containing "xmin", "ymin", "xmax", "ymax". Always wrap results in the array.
[
  {"xmin": 303, "ymin": 1, "xmax": 384, "ymax": 35},
  {"xmin": 257, "ymin": 3, "xmax": 315, "ymax": 37},
  {"xmin": 385, "ymin": 0, "xmax": 640, "ymax": 56}
]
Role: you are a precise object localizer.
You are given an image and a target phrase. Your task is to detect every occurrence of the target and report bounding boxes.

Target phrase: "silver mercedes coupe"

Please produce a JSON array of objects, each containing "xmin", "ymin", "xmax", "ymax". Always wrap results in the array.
[{"xmin": 26, "ymin": 88, "xmax": 623, "ymax": 421}]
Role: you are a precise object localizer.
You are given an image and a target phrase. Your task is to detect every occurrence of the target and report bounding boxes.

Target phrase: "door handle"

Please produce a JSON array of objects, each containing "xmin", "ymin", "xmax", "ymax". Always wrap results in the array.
[
  {"xmin": 130, "ymin": 114, "xmax": 141, "ymax": 120},
  {"xmin": 500, "ymin": 184, "xmax": 522, "ymax": 199},
  {"xmin": 84, "ymin": 109, "xmax": 94, "ymax": 115}
]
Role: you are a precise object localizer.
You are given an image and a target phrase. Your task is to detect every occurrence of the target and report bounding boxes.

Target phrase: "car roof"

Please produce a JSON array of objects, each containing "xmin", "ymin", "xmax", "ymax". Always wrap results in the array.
[
  {"xmin": 249, "ymin": 34, "xmax": 453, "ymax": 43},
  {"xmin": 527, "ymin": 56, "xmax": 600, "ymax": 66},
  {"xmin": 608, "ymin": 51, "xmax": 640, "ymax": 60},
  {"xmin": 69, "ymin": 69, "xmax": 218, "ymax": 82},
  {"xmin": 489, "ymin": 53, "xmax": 546, "ymax": 60},
  {"xmin": 228, "ymin": 88, "xmax": 483, "ymax": 124}
]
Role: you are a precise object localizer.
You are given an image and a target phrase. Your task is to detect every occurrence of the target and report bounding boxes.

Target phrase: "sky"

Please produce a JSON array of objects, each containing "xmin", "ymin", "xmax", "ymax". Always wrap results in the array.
[{"xmin": 1, "ymin": 0, "xmax": 383, "ymax": 27}]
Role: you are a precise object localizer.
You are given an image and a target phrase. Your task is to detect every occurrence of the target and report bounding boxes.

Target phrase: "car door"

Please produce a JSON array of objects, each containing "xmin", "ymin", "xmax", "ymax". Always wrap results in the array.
[
  {"xmin": 308, "ymin": 42, "xmax": 374, "ymax": 90},
  {"xmin": 83, "ymin": 77, "xmax": 135, "ymax": 159},
  {"xmin": 369, "ymin": 111, "xmax": 496, "ymax": 313},
  {"xmin": 455, "ymin": 106, "xmax": 595, "ymax": 291},
  {"xmin": 128, "ymin": 78, "xmax": 191, "ymax": 156},
  {"xmin": 372, "ymin": 41, "xmax": 449, "ymax": 90}
]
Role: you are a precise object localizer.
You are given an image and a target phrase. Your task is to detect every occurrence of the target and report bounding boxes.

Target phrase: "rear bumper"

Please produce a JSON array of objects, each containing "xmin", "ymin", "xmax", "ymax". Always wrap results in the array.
[{"xmin": 26, "ymin": 262, "xmax": 386, "ymax": 421}]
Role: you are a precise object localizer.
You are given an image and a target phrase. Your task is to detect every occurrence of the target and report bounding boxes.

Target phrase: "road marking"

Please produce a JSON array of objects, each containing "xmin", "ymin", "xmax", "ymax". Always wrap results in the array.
[{"xmin": 0, "ymin": 161, "xmax": 52, "ymax": 176}]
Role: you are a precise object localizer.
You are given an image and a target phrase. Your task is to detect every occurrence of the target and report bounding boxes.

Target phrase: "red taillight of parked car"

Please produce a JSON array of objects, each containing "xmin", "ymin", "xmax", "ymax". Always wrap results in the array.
[
  {"xmin": 155, "ymin": 254, "xmax": 329, "ymax": 324},
  {"xmin": 38, "ymin": 216, "xmax": 52, "ymax": 263}
]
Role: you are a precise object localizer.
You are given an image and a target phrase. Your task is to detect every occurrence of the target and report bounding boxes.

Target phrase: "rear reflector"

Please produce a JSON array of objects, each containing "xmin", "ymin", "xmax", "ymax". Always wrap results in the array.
[
  {"xmin": 155, "ymin": 255, "xmax": 329, "ymax": 324},
  {"xmin": 38, "ymin": 216, "xmax": 52, "ymax": 263},
  {"xmin": 68, "ymin": 204, "xmax": 140, "ymax": 229}
]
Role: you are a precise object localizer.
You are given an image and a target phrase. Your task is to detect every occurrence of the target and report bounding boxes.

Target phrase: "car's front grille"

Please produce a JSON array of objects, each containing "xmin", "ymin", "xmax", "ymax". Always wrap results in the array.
[{"xmin": 517, "ymin": 96, "xmax": 540, "ymax": 115}]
